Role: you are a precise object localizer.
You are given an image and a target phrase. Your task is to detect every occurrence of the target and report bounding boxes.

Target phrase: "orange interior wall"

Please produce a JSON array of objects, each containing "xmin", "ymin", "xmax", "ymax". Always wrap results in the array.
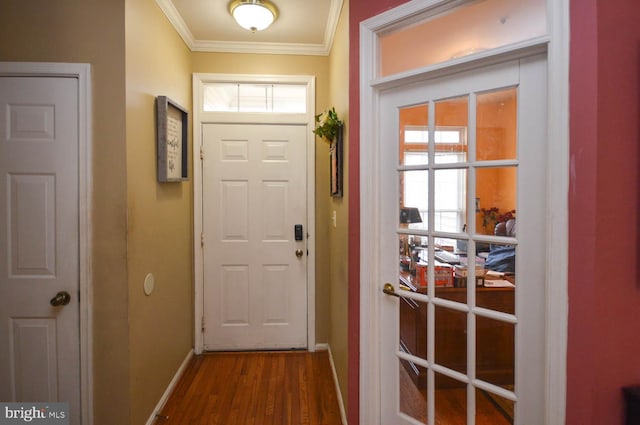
[{"xmin": 476, "ymin": 92, "xmax": 517, "ymax": 231}]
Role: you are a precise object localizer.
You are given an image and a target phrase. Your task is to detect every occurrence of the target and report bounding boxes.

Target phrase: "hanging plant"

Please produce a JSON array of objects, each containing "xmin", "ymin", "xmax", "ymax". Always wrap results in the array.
[{"xmin": 313, "ymin": 107, "xmax": 343, "ymax": 144}]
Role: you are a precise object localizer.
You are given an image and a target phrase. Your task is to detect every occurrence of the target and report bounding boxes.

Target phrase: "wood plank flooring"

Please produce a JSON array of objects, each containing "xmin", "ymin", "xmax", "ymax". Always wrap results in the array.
[
  {"xmin": 154, "ymin": 351, "xmax": 343, "ymax": 425},
  {"xmin": 156, "ymin": 350, "xmax": 511, "ymax": 425},
  {"xmin": 399, "ymin": 364, "xmax": 513, "ymax": 424}
]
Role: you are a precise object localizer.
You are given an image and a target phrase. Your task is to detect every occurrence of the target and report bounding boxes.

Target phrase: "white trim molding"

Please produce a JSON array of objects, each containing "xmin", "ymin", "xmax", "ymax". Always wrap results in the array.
[
  {"xmin": 326, "ymin": 345, "xmax": 348, "ymax": 425},
  {"xmin": 317, "ymin": 344, "xmax": 348, "ymax": 425},
  {"xmin": 192, "ymin": 73, "xmax": 317, "ymax": 354},
  {"xmin": 544, "ymin": 0, "xmax": 570, "ymax": 422},
  {"xmin": 145, "ymin": 349, "xmax": 194, "ymax": 425},
  {"xmin": 0, "ymin": 61, "xmax": 93, "ymax": 425},
  {"xmin": 359, "ymin": 0, "xmax": 569, "ymax": 423},
  {"xmin": 156, "ymin": 0, "xmax": 343, "ymax": 56}
]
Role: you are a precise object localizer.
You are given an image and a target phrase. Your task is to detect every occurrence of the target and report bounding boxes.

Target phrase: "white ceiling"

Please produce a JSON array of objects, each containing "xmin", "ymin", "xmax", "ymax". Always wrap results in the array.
[{"xmin": 156, "ymin": 0, "xmax": 344, "ymax": 55}]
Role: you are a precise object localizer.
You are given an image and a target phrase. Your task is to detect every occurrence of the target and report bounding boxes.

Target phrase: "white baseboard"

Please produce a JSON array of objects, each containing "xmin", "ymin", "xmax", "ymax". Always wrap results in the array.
[
  {"xmin": 315, "ymin": 342, "xmax": 329, "ymax": 351},
  {"xmin": 326, "ymin": 345, "xmax": 348, "ymax": 425},
  {"xmin": 145, "ymin": 349, "xmax": 194, "ymax": 425}
]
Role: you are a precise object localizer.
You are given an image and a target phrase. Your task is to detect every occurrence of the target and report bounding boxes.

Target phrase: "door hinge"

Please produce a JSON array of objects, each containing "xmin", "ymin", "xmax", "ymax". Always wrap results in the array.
[
  {"xmin": 201, "ymin": 316, "xmax": 205, "ymax": 333},
  {"xmin": 200, "ymin": 147, "xmax": 204, "ymax": 160},
  {"xmin": 201, "ymin": 233, "xmax": 204, "ymax": 247}
]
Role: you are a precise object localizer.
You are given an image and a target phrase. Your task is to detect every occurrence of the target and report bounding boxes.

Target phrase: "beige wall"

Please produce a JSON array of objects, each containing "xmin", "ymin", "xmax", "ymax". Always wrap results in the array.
[
  {"xmin": 125, "ymin": 1, "xmax": 193, "ymax": 424},
  {"xmin": 0, "ymin": 1, "xmax": 130, "ymax": 424},
  {"xmin": 191, "ymin": 53, "xmax": 332, "ymax": 344},
  {"xmin": 327, "ymin": 0, "xmax": 350, "ymax": 412}
]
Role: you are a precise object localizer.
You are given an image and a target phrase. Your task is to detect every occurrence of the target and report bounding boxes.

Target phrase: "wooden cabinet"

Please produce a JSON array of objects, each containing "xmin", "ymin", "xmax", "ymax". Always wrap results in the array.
[{"xmin": 399, "ymin": 283, "xmax": 514, "ymax": 389}]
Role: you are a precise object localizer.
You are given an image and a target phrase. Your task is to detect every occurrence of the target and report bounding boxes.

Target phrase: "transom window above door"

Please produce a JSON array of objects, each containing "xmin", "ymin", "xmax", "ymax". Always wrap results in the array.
[
  {"xmin": 378, "ymin": 0, "xmax": 547, "ymax": 77},
  {"xmin": 203, "ymin": 83, "xmax": 307, "ymax": 113}
]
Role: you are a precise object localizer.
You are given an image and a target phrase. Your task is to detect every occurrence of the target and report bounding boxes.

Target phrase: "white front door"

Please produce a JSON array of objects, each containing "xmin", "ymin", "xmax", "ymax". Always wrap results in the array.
[
  {"xmin": 378, "ymin": 56, "xmax": 547, "ymax": 424},
  {"xmin": 202, "ymin": 123, "xmax": 308, "ymax": 350},
  {"xmin": 0, "ymin": 76, "xmax": 81, "ymax": 422}
]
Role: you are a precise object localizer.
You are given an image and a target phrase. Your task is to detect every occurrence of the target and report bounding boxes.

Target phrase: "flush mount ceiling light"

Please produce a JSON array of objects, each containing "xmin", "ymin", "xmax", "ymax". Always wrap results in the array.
[{"xmin": 228, "ymin": 0, "xmax": 279, "ymax": 33}]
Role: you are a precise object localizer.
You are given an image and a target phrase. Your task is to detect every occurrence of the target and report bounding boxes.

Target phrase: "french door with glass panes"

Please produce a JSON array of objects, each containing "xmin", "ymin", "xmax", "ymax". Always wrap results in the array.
[{"xmin": 379, "ymin": 55, "xmax": 547, "ymax": 424}]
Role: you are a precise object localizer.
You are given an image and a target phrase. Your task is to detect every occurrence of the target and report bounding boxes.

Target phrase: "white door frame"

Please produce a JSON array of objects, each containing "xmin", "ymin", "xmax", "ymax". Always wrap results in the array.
[
  {"xmin": 0, "ymin": 62, "xmax": 93, "ymax": 425},
  {"xmin": 192, "ymin": 73, "xmax": 316, "ymax": 354},
  {"xmin": 358, "ymin": 1, "xmax": 569, "ymax": 424}
]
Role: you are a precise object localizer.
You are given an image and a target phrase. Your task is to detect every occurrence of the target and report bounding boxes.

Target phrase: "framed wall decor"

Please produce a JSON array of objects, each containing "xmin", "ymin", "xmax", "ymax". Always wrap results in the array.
[
  {"xmin": 156, "ymin": 96, "xmax": 188, "ymax": 182},
  {"xmin": 330, "ymin": 124, "xmax": 344, "ymax": 197}
]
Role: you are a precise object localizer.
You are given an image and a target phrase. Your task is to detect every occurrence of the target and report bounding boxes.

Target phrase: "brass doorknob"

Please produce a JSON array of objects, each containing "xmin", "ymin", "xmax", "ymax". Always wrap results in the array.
[
  {"xmin": 382, "ymin": 283, "xmax": 400, "ymax": 298},
  {"xmin": 50, "ymin": 291, "xmax": 71, "ymax": 307},
  {"xmin": 295, "ymin": 249, "xmax": 304, "ymax": 258}
]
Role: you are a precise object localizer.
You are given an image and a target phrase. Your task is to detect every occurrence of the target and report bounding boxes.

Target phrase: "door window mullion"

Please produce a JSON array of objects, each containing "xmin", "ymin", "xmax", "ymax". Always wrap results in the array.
[{"xmin": 466, "ymin": 91, "xmax": 478, "ymax": 425}]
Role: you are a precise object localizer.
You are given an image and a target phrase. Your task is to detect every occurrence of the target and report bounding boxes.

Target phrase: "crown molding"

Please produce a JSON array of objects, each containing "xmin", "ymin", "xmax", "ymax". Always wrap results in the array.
[
  {"xmin": 190, "ymin": 40, "xmax": 330, "ymax": 56},
  {"xmin": 323, "ymin": 0, "xmax": 344, "ymax": 54},
  {"xmin": 156, "ymin": 0, "xmax": 343, "ymax": 56},
  {"xmin": 156, "ymin": 0, "xmax": 197, "ymax": 48}
]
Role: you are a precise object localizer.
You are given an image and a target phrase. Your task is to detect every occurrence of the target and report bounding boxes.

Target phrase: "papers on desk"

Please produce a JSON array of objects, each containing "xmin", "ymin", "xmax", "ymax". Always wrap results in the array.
[{"xmin": 483, "ymin": 279, "xmax": 515, "ymax": 288}]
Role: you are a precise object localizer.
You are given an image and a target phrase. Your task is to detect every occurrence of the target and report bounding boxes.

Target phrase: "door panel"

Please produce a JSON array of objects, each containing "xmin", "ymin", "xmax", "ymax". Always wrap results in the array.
[
  {"xmin": 380, "ymin": 56, "xmax": 547, "ymax": 424},
  {"xmin": 10, "ymin": 318, "xmax": 58, "ymax": 401},
  {"xmin": 0, "ymin": 77, "xmax": 80, "ymax": 423},
  {"xmin": 9, "ymin": 174, "xmax": 56, "ymax": 277},
  {"xmin": 202, "ymin": 123, "xmax": 307, "ymax": 350}
]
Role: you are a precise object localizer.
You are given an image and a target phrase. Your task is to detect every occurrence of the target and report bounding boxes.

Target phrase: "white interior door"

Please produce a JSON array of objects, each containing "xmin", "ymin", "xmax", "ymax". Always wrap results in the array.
[
  {"xmin": 0, "ymin": 76, "xmax": 81, "ymax": 422},
  {"xmin": 202, "ymin": 123, "xmax": 308, "ymax": 350},
  {"xmin": 378, "ymin": 55, "xmax": 547, "ymax": 424}
]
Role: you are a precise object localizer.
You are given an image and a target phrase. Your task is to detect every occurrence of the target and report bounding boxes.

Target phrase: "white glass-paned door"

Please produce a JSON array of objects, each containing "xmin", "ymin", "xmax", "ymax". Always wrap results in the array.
[{"xmin": 380, "ymin": 55, "xmax": 547, "ymax": 424}]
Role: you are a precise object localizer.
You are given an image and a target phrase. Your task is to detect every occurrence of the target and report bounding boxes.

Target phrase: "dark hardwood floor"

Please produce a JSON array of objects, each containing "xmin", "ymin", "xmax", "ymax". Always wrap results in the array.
[
  {"xmin": 399, "ymin": 364, "xmax": 513, "ymax": 424},
  {"xmin": 154, "ymin": 351, "xmax": 343, "ymax": 425},
  {"xmin": 155, "ymin": 350, "xmax": 512, "ymax": 425}
]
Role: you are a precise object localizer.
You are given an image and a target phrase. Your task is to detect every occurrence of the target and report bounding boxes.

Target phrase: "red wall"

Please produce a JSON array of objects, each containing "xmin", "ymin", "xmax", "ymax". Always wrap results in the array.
[
  {"xmin": 349, "ymin": 1, "xmax": 640, "ymax": 424},
  {"xmin": 568, "ymin": 0, "xmax": 640, "ymax": 423},
  {"xmin": 348, "ymin": 2, "xmax": 408, "ymax": 424},
  {"xmin": 566, "ymin": 0, "xmax": 600, "ymax": 422}
]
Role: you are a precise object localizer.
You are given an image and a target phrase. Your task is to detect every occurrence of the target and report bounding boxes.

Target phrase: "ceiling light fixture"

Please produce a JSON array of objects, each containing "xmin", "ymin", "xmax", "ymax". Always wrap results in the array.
[{"xmin": 228, "ymin": 0, "xmax": 279, "ymax": 33}]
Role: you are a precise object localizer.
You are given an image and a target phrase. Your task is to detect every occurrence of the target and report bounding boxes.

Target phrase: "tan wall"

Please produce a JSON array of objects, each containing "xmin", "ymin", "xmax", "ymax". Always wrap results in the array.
[
  {"xmin": 192, "ymin": 53, "xmax": 332, "ymax": 344},
  {"xmin": 0, "ymin": 2, "xmax": 130, "ymax": 424},
  {"xmin": 327, "ymin": 0, "xmax": 350, "ymax": 412},
  {"xmin": 125, "ymin": 1, "xmax": 194, "ymax": 424}
]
